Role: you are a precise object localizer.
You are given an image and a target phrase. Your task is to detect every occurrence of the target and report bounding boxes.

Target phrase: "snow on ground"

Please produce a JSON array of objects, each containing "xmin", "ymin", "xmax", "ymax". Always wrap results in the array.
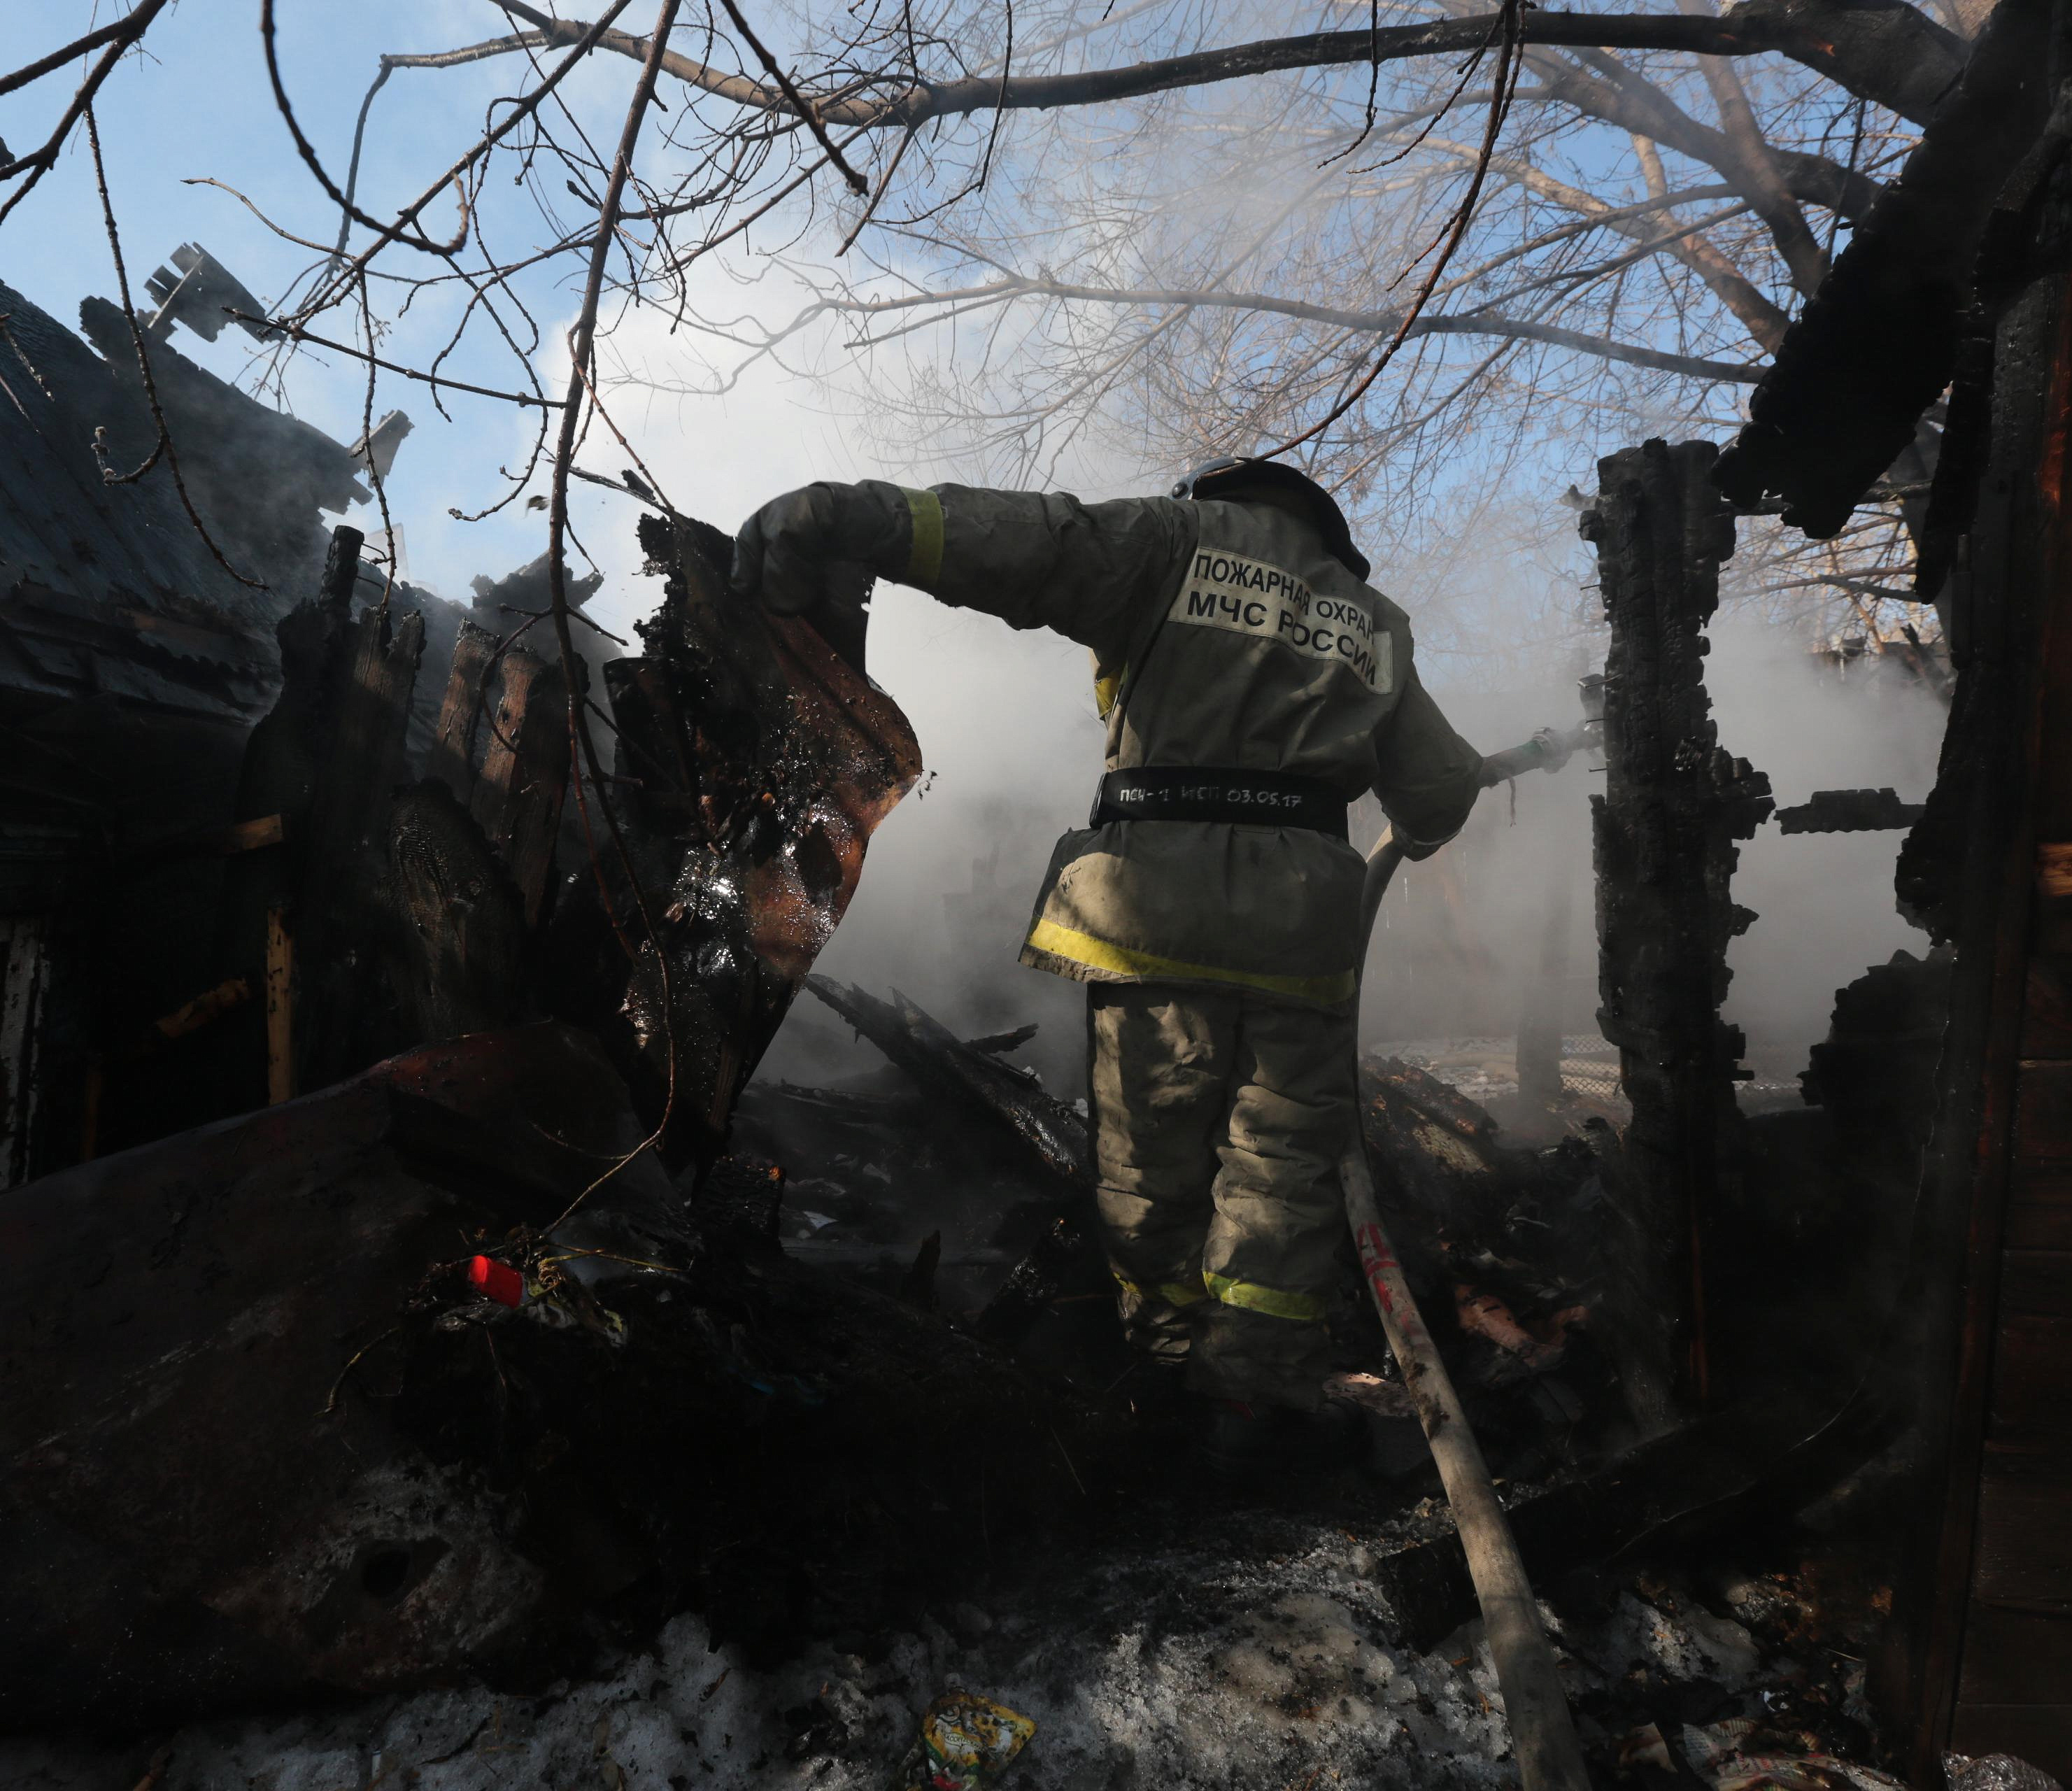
[{"xmin": 6, "ymin": 1501, "xmax": 1783, "ymax": 1791}]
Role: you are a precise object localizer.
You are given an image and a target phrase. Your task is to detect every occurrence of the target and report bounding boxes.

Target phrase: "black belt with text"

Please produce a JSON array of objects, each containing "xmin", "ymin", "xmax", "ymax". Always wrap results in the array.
[{"xmin": 1091, "ymin": 767, "xmax": 1348, "ymax": 839}]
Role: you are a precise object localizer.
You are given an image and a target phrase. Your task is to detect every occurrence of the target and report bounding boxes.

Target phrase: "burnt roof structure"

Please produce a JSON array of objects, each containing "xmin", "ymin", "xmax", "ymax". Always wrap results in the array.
[
  {"xmin": 0, "ymin": 277, "xmax": 290, "ymax": 724},
  {"xmin": 1710, "ymin": 0, "xmax": 2056, "ymax": 539}
]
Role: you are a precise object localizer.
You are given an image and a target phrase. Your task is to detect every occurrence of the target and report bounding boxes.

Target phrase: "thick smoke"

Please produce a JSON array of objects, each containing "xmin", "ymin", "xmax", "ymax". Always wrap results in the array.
[
  {"xmin": 572, "ymin": 287, "xmax": 1944, "ymax": 1109},
  {"xmin": 1708, "ymin": 615, "xmax": 1945, "ymax": 1074}
]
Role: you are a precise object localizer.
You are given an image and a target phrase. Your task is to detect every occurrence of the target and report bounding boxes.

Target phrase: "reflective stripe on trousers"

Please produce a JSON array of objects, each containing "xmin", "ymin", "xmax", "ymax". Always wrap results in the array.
[{"xmin": 1090, "ymin": 982, "xmax": 1354, "ymax": 1410}]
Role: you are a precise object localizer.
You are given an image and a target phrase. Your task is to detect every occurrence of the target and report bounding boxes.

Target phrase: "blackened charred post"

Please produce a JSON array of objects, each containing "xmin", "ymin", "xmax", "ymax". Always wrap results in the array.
[
  {"xmin": 467, "ymin": 646, "xmax": 572, "ymax": 929},
  {"xmin": 225, "ymin": 523, "xmax": 432, "ymax": 1093},
  {"xmin": 425, "ymin": 617, "xmax": 497, "ymax": 800},
  {"xmin": 301, "ymin": 583, "xmax": 427, "ymax": 1088},
  {"xmin": 1582, "ymin": 440, "xmax": 1774, "ymax": 1427}
]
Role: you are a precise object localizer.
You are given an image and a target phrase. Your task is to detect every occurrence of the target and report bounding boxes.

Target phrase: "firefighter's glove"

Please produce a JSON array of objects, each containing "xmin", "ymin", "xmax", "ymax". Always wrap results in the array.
[
  {"xmin": 731, "ymin": 481, "xmax": 910, "ymax": 616},
  {"xmin": 1477, "ymin": 725, "xmax": 1576, "ymax": 787}
]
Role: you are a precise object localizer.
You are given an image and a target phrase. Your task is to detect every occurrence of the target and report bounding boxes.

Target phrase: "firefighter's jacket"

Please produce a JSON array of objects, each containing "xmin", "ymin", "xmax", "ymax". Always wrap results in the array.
[{"xmin": 866, "ymin": 480, "xmax": 1486, "ymax": 1008}]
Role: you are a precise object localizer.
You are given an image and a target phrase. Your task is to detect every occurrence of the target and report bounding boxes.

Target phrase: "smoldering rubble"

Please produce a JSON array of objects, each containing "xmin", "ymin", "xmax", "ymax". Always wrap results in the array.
[{"xmin": 5, "ymin": 119, "xmax": 2072, "ymax": 1790}]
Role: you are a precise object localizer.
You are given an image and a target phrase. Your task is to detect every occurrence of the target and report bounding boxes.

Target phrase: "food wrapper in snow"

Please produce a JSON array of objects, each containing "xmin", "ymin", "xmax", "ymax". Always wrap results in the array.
[
  {"xmin": 1709, "ymin": 1755, "xmax": 1908, "ymax": 1791},
  {"xmin": 1945, "ymin": 1757, "xmax": 2064, "ymax": 1791},
  {"xmin": 1682, "ymin": 1721, "xmax": 1910, "ymax": 1791},
  {"xmin": 893, "ymin": 1692, "xmax": 1035, "ymax": 1790}
]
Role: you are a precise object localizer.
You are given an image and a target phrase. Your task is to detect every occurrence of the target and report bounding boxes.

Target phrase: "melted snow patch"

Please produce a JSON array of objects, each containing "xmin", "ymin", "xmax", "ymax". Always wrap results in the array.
[{"xmin": 1, "ymin": 1524, "xmax": 1778, "ymax": 1791}]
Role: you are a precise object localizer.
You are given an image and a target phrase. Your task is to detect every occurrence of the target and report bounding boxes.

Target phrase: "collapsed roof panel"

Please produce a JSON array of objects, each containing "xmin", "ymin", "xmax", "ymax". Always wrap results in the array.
[
  {"xmin": 78, "ymin": 295, "xmax": 370, "ymax": 595},
  {"xmin": 0, "ymin": 281, "xmax": 272, "ymax": 621}
]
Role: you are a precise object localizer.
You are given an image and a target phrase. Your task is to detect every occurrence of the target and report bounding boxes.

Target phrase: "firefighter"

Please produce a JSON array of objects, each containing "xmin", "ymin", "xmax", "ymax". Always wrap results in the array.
[{"xmin": 732, "ymin": 459, "xmax": 1487, "ymax": 1475}]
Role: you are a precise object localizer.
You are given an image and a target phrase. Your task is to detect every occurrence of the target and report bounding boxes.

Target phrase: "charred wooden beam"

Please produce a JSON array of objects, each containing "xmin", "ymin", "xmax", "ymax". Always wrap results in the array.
[
  {"xmin": 113, "ymin": 812, "xmax": 286, "ymax": 870},
  {"xmin": 0, "ymin": 916, "xmax": 50, "ymax": 1189},
  {"xmin": 425, "ymin": 616, "xmax": 496, "ymax": 800},
  {"xmin": 297, "ymin": 561, "xmax": 427, "ymax": 1089},
  {"xmin": 227, "ymin": 524, "xmax": 434, "ymax": 1093},
  {"xmin": 1582, "ymin": 439, "xmax": 1773, "ymax": 1427},
  {"xmin": 1895, "ymin": 80, "xmax": 2072, "ymax": 1765},
  {"xmin": 264, "ymin": 903, "xmax": 292, "ymax": 1106},
  {"xmin": 127, "ymin": 975, "xmax": 250, "ymax": 1056},
  {"xmin": 807, "ymin": 976, "xmax": 1092, "ymax": 1189},
  {"xmin": 224, "ymin": 527, "xmax": 367, "ymax": 962},
  {"xmin": 1372, "ymin": 1377, "xmax": 1903, "ymax": 1653},
  {"xmin": 1775, "ymin": 786, "xmax": 1928, "ymax": 834}
]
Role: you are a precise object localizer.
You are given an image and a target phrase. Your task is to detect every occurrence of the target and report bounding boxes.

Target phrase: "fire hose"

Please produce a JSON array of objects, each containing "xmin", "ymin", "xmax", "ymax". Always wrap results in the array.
[{"xmin": 1340, "ymin": 720, "xmax": 1597, "ymax": 1791}]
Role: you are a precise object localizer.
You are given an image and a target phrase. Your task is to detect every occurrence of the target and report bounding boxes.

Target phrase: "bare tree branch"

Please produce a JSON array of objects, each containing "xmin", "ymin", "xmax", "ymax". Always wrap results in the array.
[
  {"xmin": 223, "ymin": 311, "xmax": 570, "ymax": 409},
  {"xmin": 1670, "ymin": 0, "xmax": 1829, "ymax": 294},
  {"xmin": 0, "ymin": 0, "xmax": 176, "ymax": 226},
  {"xmin": 1521, "ymin": 52, "xmax": 1885, "ymax": 220},
  {"xmin": 476, "ymin": 1, "xmax": 1967, "ymax": 131},
  {"xmin": 1422, "ymin": 132, "xmax": 1793, "ymax": 350},
  {"xmin": 541, "ymin": 0, "xmax": 686, "ymax": 1222},
  {"xmin": 812, "ymin": 273, "xmax": 1764, "ymax": 383},
  {"xmin": 0, "ymin": 11, "xmax": 156, "ymax": 101}
]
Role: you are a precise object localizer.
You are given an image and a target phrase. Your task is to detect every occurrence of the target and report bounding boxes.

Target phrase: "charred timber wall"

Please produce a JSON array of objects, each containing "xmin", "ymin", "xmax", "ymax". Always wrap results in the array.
[
  {"xmin": 1899, "ymin": 85, "xmax": 2072, "ymax": 1769},
  {"xmin": 1582, "ymin": 440, "xmax": 1773, "ymax": 1424}
]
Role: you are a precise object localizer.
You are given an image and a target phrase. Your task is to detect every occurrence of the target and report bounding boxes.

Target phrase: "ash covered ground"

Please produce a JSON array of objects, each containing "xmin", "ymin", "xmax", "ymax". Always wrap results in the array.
[{"xmin": 6, "ymin": 1498, "xmax": 1881, "ymax": 1791}]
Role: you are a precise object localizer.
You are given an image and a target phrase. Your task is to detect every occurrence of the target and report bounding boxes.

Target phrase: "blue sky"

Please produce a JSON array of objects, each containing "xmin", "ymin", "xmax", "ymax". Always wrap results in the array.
[{"xmin": 2, "ymin": 2, "xmax": 886, "ymax": 610}]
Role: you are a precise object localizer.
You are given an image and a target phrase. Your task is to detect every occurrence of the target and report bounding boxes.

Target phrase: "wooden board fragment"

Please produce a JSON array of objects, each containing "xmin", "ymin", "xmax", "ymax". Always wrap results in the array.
[
  {"xmin": 426, "ymin": 618, "xmax": 495, "ymax": 799},
  {"xmin": 265, "ymin": 905, "xmax": 292, "ymax": 1107}
]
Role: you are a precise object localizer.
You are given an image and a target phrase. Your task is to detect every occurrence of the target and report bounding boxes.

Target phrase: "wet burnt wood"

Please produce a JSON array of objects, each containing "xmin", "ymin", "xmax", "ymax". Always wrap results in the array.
[
  {"xmin": 1580, "ymin": 439, "xmax": 1773, "ymax": 1427},
  {"xmin": 1773, "ymin": 787, "xmax": 1928, "ymax": 833},
  {"xmin": 797, "ymin": 976, "xmax": 1098, "ymax": 1346},
  {"xmin": 580, "ymin": 513, "xmax": 921, "ymax": 1173}
]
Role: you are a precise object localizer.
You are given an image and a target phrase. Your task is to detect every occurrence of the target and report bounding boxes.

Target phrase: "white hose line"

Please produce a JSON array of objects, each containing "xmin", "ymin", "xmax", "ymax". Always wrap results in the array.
[{"xmin": 1347, "ymin": 830, "xmax": 1591, "ymax": 1791}]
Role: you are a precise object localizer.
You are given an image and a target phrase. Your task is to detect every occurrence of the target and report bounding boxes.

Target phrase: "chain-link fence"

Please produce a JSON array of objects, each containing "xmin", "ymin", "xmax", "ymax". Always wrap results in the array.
[
  {"xmin": 1556, "ymin": 1038, "xmax": 1623, "ymax": 1102},
  {"xmin": 1377, "ymin": 1035, "xmax": 1627, "ymax": 1111}
]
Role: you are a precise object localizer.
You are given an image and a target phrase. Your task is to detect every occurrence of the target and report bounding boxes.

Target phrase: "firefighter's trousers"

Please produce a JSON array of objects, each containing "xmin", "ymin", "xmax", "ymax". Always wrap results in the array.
[{"xmin": 1089, "ymin": 982, "xmax": 1355, "ymax": 1412}]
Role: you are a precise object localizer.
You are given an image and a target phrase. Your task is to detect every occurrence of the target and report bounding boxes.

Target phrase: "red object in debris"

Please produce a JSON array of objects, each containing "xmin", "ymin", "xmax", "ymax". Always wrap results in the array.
[{"xmin": 467, "ymin": 1254, "xmax": 525, "ymax": 1307}]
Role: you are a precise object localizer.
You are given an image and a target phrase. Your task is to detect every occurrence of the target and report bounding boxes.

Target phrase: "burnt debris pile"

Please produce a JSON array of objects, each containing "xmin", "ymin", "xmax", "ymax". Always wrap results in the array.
[{"xmin": 10, "ymin": 94, "xmax": 2072, "ymax": 1771}]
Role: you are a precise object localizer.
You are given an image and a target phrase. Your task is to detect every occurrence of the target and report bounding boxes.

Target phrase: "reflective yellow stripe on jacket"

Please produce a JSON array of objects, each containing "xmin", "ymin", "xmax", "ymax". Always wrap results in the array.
[
  {"xmin": 1023, "ymin": 918, "xmax": 1357, "ymax": 1006},
  {"xmin": 900, "ymin": 486, "xmax": 945, "ymax": 586},
  {"xmin": 1112, "ymin": 1268, "xmax": 1208, "ymax": 1308}
]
